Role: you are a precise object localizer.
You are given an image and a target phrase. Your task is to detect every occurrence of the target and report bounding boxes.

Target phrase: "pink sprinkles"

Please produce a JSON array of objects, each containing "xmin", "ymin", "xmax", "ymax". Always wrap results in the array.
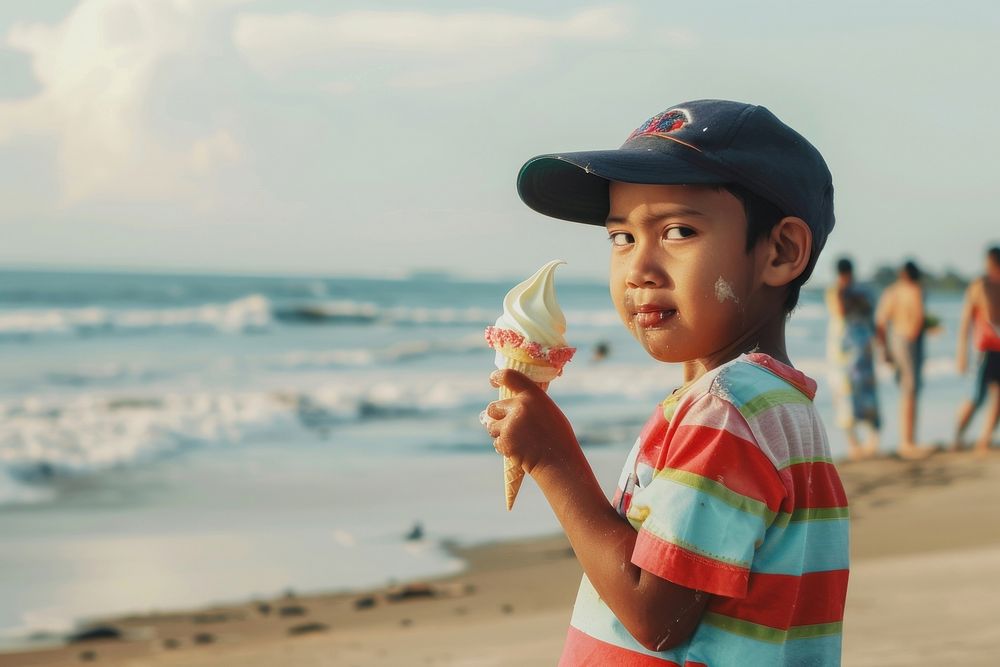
[{"xmin": 484, "ymin": 326, "xmax": 576, "ymax": 369}]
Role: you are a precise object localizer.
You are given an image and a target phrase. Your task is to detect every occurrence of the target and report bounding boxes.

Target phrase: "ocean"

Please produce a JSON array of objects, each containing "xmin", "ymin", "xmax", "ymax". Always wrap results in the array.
[{"xmin": 0, "ymin": 268, "xmax": 974, "ymax": 648}]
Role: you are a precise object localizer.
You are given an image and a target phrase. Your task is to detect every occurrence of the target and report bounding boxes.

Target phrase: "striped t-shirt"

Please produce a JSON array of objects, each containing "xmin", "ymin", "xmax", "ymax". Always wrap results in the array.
[{"xmin": 560, "ymin": 353, "xmax": 849, "ymax": 666}]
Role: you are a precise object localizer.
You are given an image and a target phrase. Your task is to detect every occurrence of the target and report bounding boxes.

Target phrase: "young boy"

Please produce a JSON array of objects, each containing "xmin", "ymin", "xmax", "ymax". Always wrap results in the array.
[{"xmin": 482, "ymin": 100, "xmax": 849, "ymax": 665}]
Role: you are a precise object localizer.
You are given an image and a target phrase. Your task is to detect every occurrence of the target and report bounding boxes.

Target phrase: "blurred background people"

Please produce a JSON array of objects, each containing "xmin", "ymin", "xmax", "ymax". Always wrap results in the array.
[
  {"xmin": 826, "ymin": 258, "xmax": 881, "ymax": 459},
  {"xmin": 876, "ymin": 260, "xmax": 931, "ymax": 459},
  {"xmin": 954, "ymin": 246, "xmax": 1000, "ymax": 455}
]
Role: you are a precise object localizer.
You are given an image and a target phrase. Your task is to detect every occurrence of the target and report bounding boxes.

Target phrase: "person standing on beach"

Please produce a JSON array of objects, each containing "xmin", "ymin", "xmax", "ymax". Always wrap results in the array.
[
  {"xmin": 876, "ymin": 260, "xmax": 930, "ymax": 459},
  {"xmin": 827, "ymin": 257, "xmax": 880, "ymax": 459},
  {"xmin": 954, "ymin": 246, "xmax": 1000, "ymax": 455},
  {"xmin": 481, "ymin": 100, "xmax": 848, "ymax": 665}
]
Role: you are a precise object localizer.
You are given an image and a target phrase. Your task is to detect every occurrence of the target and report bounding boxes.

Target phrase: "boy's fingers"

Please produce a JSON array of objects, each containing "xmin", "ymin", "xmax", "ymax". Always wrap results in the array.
[
  {"xmin": 485, "ymin": 401, "xmax": 508, "ymax": 420},
  {"xmin": 493, "ymin": 436, "xmax": 518, "ymax": 461},
  {"xmin": 490, "ymin": 369, "xmax": 539, "ymax": 394},
  {"xmin": 483, "ymin": 420, "xmax": 501, "ymax": 439}
]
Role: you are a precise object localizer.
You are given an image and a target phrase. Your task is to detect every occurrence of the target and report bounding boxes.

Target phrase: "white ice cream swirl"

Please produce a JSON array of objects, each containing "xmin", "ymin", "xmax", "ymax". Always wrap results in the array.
[{"xmin": 493, "ymin": 259, "xmax": 569, "ymax": 348}]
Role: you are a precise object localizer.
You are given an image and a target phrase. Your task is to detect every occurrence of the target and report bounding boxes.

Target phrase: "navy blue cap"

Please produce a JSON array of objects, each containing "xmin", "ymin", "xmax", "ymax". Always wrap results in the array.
[{"xmin": 516, "ymin": 99, "xmax": 835, "ymax": 258}]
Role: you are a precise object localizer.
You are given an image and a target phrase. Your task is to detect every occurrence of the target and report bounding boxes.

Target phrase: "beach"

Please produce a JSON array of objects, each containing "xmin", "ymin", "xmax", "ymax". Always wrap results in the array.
[
  {"xmin": 4, "ymin": 2, "xmax": 1000, "ymax": 663},
  {"xmin": 3, "ymin": 448, "xmax": 998, "ymax": 666},
  {"xmin": 1, "ymin": 270, "xmax": 996, "ymax": 666}
]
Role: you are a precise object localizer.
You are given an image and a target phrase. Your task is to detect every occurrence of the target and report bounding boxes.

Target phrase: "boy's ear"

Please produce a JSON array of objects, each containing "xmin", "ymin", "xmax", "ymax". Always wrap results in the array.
[{"xmin": 760, "ymin": 217, "xmax": 812, "ymax": 288}]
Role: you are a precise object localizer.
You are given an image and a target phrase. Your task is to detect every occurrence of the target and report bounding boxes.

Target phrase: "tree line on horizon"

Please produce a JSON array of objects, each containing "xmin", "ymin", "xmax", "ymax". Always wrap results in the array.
[
  {"xmin": 869, "ymin": 265, "xmax": 968, "ymax": 292},
  {"xmin": 806, "ymin": 264, "xmax": 968, "ymax": 295}
]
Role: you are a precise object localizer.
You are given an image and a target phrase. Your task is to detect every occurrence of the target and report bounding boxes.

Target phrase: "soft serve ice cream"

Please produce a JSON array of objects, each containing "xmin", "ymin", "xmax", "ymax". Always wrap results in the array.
[
  {"xmin": 485, "ymin": 259, "xmax": 576, "ymax": 383},
  {"xmin": 485, "ymin": 259, "xmax": 576, "ymax": 509}
]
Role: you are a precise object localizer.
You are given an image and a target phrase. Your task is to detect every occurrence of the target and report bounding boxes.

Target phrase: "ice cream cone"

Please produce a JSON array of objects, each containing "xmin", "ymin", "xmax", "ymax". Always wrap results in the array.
[
  {"xmin": 503, "ymin": 449, "xmax": 523, "ymax": 512},
  {"xmin": 484, "ymin": 260, "xmax": 575, "ymax": 512},
  {"xmin": 496, "ymin": 350, "xmax": 555, "ymax": 510}
]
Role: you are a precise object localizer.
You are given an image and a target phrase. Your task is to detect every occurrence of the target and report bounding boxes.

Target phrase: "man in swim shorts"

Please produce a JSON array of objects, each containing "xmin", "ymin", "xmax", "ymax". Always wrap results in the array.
[
  {"xmin": 876, "ymin": 260, "xmax": 931, "ymax": 459},
  {"xmin": 954, "ymin": 246, "xmax": 1000, "ymax": 455}
]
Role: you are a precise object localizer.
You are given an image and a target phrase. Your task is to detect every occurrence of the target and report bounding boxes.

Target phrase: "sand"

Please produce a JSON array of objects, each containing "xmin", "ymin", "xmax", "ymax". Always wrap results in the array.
[{"xmin": 3, "ymin": 449, "xmax": 999, "ymax": 667}]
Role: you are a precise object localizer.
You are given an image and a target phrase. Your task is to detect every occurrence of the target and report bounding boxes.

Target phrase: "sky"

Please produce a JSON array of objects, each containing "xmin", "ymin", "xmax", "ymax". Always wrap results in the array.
[{"xmin": 0, "ymin": 0, "xmax": 998, "ymax": 282}]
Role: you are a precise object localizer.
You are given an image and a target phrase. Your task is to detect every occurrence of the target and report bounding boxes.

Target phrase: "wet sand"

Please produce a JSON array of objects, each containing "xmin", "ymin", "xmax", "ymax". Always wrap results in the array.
[{"xmin": 2, "ymin": 449, "xmax": 999, "ymax": 667}]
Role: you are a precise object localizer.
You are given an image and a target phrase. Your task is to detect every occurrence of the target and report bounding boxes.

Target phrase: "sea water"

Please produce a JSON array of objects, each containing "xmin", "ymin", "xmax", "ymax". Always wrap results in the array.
[{"xmin": 0, "ymin": 269, "xmax": 973, "ymax": 646}]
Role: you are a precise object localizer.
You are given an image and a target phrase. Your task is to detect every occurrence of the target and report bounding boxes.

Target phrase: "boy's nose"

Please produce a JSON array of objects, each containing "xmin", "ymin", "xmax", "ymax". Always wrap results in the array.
[{"xmin": 625, "ymin": 248, "xmax": 666, "ymax": 288}]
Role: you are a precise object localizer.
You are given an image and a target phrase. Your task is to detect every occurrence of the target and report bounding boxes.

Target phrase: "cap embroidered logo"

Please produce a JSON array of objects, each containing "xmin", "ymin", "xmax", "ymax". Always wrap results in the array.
[{"xmin": 628, "ymin": 108, "xmax": 690, "ymax": 141}]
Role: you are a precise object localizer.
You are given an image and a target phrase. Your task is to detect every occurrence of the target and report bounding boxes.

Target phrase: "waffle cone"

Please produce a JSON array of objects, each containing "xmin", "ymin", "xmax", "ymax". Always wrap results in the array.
[{"xmin": 498, "ymin": 353, "xmax": 552, "ymax": 510}]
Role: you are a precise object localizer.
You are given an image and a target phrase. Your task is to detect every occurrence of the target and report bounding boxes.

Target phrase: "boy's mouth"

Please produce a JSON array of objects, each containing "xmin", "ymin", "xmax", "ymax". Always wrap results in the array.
[{"xmin": 632, "ymin": 305, "xmax": 677, "ymax": 328}]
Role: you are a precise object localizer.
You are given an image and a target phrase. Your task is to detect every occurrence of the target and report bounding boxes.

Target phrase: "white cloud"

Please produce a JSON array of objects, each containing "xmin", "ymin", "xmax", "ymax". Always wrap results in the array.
[
  {"xmin": 0, "ymin": 0, "xmax": 250, "ymax": 205},
  {"xmin": 233, "ymin": 7, "xmax": 630, "ymax": 88}
]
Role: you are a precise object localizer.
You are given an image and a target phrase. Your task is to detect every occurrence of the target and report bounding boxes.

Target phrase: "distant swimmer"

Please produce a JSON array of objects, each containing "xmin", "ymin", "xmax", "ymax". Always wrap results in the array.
[
  {"xmin": 405, "ymin": 521, "xmax": 424, "ymax": 541},
  {"xmin": 954, "ymin": 246, "xmax": 1000, "ymax": 455}
]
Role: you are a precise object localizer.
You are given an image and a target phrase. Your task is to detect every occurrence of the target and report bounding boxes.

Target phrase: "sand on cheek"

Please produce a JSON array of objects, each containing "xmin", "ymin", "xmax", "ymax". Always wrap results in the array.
[{"xmin": 714, "ymin": 276, "xmax": 739, "ymax": 304}]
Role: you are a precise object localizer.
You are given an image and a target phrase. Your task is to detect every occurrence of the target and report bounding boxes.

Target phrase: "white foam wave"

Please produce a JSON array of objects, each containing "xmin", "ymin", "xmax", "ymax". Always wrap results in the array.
[
  {"xmin": 272, "ymin": 333, "xmax": 485, "ymax": 370},
  {"xmin": 8, "ymin": 351, "xmax": 960, "ymax": 507},
  {"xmin": 0, "ymin": 469, "xmax": 54, "ymax": 505},
  {"xmin": 0, "ymin": 295, "xmax": 625, "ymax": 339},
  {"xmin": 383, "ymin": 305, "xmax": 496, "ymax": 326},
  {"xmin": 0, "ymin": 295, "xmax": 272, "ymax": 337},
  {"xmin": 0, "ymin": 374, "xmax": 495, "ymax": 500},
  {"xmin": 0, "ymin": 391, "xmax": 296, "ymax": 486},
  {"xmin": 46, "ymin": 362, "xmax": 162, "ymax": 387},
  {"xmin": 565, "ymin": 309, "xmax": 625, "ymax": 328},
  {"xmin": 279, "ymin": 300, "xmax": 496, "ymax": 326}
]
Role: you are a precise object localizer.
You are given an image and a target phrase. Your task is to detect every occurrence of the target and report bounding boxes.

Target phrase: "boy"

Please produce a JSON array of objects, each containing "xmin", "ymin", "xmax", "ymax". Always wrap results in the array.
[
  {"xmin": 954, "ymin": 246, "xmax": 1000, "ymax": 455},
  {"xmin": 481, "ymin": 100, "xmax": 849, "ymax": 665}
]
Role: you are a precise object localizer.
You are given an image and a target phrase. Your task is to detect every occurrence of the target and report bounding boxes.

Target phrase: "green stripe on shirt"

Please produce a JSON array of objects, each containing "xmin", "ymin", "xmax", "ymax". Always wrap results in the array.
[
  {"xmin": 654, "ymin": 467, "xmax": 777, "ymax": 524},
  {"xmin": 739, "ymin": 389, "xmax": 812, "ymax": 420},
  {"xmin": 779, "ymin": 455, "xmax": 835, "ymax": 470},
  {"xmin": 702, "ymin": 612, "xmax": 843, "ymax": 644},
  {"xmin": 790, "ymin": 506, "xmax": 850, "ymax": 522}
]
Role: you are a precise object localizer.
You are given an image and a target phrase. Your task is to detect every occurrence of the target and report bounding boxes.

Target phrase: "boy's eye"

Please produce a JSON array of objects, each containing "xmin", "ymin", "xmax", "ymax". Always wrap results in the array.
[
  {"xmin": 608, "ymin": 232, "xmax": 634, "ymax": 247},
  {"xmin": 664, "ymin": 226, "xmax": 695, "ymax": 240}
]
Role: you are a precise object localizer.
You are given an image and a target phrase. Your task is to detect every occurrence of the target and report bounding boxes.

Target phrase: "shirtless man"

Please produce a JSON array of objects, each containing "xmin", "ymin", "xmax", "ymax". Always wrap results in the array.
[
  {"xmin": 954, "ymin": 247, "xmax": 1000, "ymax": 455},
  {"xmin": 876, "ymin": 260, "xmax": 931, "ymax": 458}
]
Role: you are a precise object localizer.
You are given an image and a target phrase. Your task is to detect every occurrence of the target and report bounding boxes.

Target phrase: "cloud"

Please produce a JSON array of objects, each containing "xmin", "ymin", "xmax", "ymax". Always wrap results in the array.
[
  {"xmin": 233, "ymin": 7, "xmax": 630, "ymax": 88},
  {"xmin": 0, "ymin": 3, "xmax": 638, "ymax": 212},
  {"xmin": 0, "ymin": 0, "xmax": 250, "ymax": 205}
]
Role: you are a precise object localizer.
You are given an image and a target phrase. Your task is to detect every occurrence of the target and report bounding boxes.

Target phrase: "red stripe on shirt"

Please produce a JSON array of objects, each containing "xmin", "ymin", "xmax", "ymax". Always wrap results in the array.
[
  {"xmin": 633, "ymin": 527, "xmax": 749, "ymax": 599},
  {"xmin": 778, "ymin": 461, "xmax": 849, "ymax": 512},
  {"xmin": 710, "ymin": 569, "xmax": 849, "ymax": 629},
  {"xmin": 661, "ymin": 423, "xmax": 787, "ymax": 513},
  {"xmin": 745, "ymin": 353, "xmax": 817, "ymax": 398},
  {"xmin": 636, "ymin": 409, "xmax": 669, "ymax": 469},
  {"xmin": 559, "ymin": 626, "xmax": 682, "ymax": 666}
]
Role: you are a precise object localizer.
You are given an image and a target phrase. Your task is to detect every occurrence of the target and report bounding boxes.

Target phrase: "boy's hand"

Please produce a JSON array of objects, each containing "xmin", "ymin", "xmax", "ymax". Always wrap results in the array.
[
  {"xmin": 481, "ymin": 369, "xmax": 579, "ymax": 477},
  {"xmin": 483, "ymin": 371, "xmax": 707, "ymax": 651}
]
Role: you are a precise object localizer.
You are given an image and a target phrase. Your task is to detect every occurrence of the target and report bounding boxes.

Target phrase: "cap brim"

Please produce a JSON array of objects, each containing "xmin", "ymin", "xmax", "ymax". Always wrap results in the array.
[{"xmin": 516, "ymin": 148, "xmax": 726, "ymax": 226}]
